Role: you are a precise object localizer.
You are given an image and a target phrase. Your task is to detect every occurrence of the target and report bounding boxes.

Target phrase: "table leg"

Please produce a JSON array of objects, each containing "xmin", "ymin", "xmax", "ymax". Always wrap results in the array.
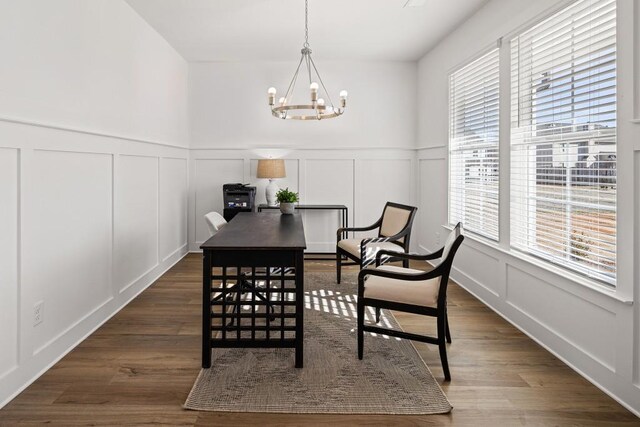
[
  {"xmin": 202, "ymin": 252, "xmax": 212, "ymax": 369},
  {"xmin": 295, "ymin": 251, "xmax": 304, "ymax": 368}
]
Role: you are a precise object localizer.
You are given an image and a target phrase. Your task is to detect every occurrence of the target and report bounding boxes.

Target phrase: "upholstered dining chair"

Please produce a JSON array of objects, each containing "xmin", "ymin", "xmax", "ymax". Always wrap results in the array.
[
  {"xmin": 336, "ymin": 202, "xmax": 417, "ymax": 284},
  {"xmin": 357, "ymin": 222, "xmax": 464, "ymax": 381},
  {"xmin": 204, "ymin": 211, "xmax": 227, "ymax": 237}
]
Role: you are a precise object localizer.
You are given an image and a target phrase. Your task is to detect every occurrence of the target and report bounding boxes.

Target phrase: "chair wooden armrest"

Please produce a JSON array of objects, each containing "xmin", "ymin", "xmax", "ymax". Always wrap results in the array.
[
  {"xmin": 375, "ymin": 248, "xmax": 444, "ymax": 266},
  {"xmin": 336, "ymin": 219, "xmax": 382, "ymax": 241}
]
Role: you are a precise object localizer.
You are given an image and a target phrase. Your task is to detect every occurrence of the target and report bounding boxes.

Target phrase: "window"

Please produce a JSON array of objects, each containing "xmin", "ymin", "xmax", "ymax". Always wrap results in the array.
[
  {"xmin": 511, "ymin": 0, "xmax": 617, "ymax": 284},
  {"xmin": 449, "ymin": 49, "xmax": 500, "ymax": 240}
]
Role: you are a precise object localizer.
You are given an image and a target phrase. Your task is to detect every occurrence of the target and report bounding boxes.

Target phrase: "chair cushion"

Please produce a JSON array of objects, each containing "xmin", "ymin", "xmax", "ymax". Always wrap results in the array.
[
  {"xmin": 363, "ymin": 265, "xmax": 440, "ymax": 308},
  {"xmin": 380, "ymin": 206, "xmax": 412, "ymax": 243},
  {"xmin": 337, "ymin": 238, "xmax": 404, "ymax": 260}
]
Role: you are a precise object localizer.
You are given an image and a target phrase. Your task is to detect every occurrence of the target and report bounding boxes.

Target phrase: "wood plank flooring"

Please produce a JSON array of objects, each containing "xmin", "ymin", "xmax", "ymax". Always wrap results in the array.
[{"xmin": 1, "ymin": 254, "xmax": 638, "ymax": 426}]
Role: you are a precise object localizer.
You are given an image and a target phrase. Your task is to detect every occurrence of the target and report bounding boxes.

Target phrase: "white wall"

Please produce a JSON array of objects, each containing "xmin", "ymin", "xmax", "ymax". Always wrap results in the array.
[
  {"xmin": 416, "ymin": 0, "xmax": 640, "ymax": 415},
  {"xmin": 0, "ymin": 0, "xmax": 189, "ymax": 147},
  {"xmin": 188, "ymin": 60, "xmax": 418, "ymax": 252},
  {"xmin": 0, "ymin": 0, "xmax": 189, "ymax": 408},
  {"xmin": 189, "ymin": 61, "xmax": 417, "ymax": 149}
]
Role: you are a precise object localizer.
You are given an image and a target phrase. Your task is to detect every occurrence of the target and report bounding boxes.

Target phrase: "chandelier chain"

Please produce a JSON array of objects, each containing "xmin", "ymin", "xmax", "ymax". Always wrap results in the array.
[{"xmin": 304, "ymin": 0, "xmax": 309, "ymax": 48}]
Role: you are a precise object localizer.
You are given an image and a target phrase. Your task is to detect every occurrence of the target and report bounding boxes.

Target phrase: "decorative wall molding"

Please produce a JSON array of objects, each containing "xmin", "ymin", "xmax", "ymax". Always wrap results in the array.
[
  {"xmin": 190, "ymin": 146, "xmax": 418, "ymax": 152},
  {"xmin": 119, "ymin": 264, "xmax": 159, "ymax": 295},
  {"xmin": 188, "ymin": 149, "xmax": 417, "ymax": 253},
  {"xmin": 635, "ymin": 0, "xmax": 640, "ymax": 122},
  {"xmin": 449, "ymin": 259, "xmax": 639, "ymax": 417},
  {"xmin": 33, "ymin": 296, "xmax": 115, "ymax": 357},
  {"xmin": 0, "ymin": 115, "xmax": 188, "ymax": 150},
  {"xmin": 504, "ymin": 264, "xmax": 616, "ymax": 371},
  {"xmin": 443, "ymin": 224, "xmax": 631, "ymax": 308},
  {"xmin": 0, "ymin": 118, "xmax": 189, "ymax": 411},
  {"xmin": 0, "ymin": 148, "xmax": 19, "ymax": 381},
  {"xmin": 416, "ymin": 145, "xmax": 446, "ymax": 150}
]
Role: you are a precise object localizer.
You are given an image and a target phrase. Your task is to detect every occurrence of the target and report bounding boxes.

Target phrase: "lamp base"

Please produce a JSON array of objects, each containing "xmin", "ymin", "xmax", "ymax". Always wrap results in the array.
[{"xmin": 265, "ymin": 179, "xmax": 279, "ymax": 206}]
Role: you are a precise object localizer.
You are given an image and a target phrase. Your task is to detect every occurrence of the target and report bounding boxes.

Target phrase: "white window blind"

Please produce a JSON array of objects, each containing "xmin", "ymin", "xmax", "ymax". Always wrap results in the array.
[
  {"xmin": 511, "ymin": 0, "xmax": 616, "ymax": 284},
  {"xmin": 449, "ymin": 49, "xmax": 500, "ymax": 241}
]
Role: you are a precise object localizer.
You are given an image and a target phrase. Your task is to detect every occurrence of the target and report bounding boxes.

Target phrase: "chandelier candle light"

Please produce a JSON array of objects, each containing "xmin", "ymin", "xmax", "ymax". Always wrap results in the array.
[{"xmin": 267, "ymin": 0, "xmax": 347, "ymax": 120}]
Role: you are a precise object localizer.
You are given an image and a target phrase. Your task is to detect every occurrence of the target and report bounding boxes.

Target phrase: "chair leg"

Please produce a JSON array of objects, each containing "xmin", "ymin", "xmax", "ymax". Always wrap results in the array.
[
  {"xmin": 402, "ymin": 258, "xmax": 409, "ymax": 268},
  {"xmin": 438, "ymin": 315, "xmax": 451, "ymax": 381},
  {"xmin": 336, "ymin": 251, "xmax": 342, "ymax": 284},
  {"xmin": 375, "ymin": 307, "xmax": 381, "ymax": 323},
  {"xmin": 445, "ymin": 310, "xmax": 452, "ymax": 344},
  {"xmin": 357, "ymin": 299, "xmax": 364, "ymax": 360}
]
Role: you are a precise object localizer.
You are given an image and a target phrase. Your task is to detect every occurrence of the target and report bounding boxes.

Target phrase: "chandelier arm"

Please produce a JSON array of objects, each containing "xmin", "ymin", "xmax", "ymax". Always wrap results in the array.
[
  {"xmin": 287, "ymin": 59, "xmax": 302, "ymax": 105},
  {"xmin": 309, "ymin": 55, "xmax": 336, "ymax": 108},
  {"xmin": 306, "ymin": 53, "xmax": 313, "ymax": 85},
  {"xmin": 283, "ymin": 54, "xmax": 305, "ymax": 103}
]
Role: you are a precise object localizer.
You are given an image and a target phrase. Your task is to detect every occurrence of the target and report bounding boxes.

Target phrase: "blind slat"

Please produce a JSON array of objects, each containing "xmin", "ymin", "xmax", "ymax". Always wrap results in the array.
[{"xmin": 449, "ymin": 48, "xmax": 500, "ymax": 241}]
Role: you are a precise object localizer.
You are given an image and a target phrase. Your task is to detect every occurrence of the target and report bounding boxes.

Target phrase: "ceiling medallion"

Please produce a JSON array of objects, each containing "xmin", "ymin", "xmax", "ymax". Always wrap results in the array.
[{"xmin": 267, "ymin": 0, "xmax": 347, "ymax": 120}]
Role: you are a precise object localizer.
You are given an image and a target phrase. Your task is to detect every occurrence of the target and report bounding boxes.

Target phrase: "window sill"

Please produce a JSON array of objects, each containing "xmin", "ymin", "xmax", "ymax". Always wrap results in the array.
[{"xmin": 441, "ymin": 224, "xmax": 633, "ymax": 306}]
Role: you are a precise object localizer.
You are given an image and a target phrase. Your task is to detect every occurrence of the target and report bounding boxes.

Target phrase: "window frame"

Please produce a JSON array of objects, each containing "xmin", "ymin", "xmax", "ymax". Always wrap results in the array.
[{"xmin": 444, "ymin": 0, "xmax": 618, "ymax": 289}]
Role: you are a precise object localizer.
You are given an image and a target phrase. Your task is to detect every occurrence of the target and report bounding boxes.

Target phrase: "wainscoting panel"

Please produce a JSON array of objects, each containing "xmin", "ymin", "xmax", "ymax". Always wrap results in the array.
[
  {"xmin": 26, "ymin": 150, "xmax": 113, "ymax": 355},
  {"xmin": 159, "ymin": 158, "xmax": 188, "ymax": 262},
  {"xmin": 194, "ymin": 158, "xmax": 244, "ymax": 244},
  {"xmin": 303, "ymin": 159, "xmax": 354, "ymax": 252},
  {"xmin": 357, "ymin": 159, "xmax": 413, "ymax": 236},
  {"xmin": 249, "ymin": 159, "xmax": 299, "ymax": 206},
  {"xmin": 114, "ymin": 155, "xmax": 159, "ymax": 292},
  {"xmin": 454, "ymin": 244, "xmax": 501, "ymax": 297},
  {"xmin": 188, "ymin": 150, "xmax": 416, "ymax": 252},
  {"xmin": 0, "ymin": 119, "xmax": 189, "ymax": 410},
  {"xmin": 636, "ymin": 149, "xmax": 640, "ymax": 387},
  {"xmin": 0, "ymin": 148, "xmax": 19, "ymax": 379},
  {"xmin": 417, "ymin": 158, "xmax": 447, "ymax": 252},
  {"xmin": 505, "ymin": 264, "xmax": 617, "ymax": 370}
]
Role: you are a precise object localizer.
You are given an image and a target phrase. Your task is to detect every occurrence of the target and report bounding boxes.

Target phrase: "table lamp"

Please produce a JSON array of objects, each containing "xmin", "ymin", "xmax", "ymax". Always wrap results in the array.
[{"xmin": 257, "ymin": 159, "xmax": 286, "ymax": 206}]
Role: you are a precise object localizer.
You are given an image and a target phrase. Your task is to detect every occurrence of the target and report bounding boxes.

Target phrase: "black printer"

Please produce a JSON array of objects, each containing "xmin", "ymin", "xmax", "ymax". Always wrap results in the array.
[{"xmin": 222, "ymin": 183, "xmax": 256, "ymax": 221}]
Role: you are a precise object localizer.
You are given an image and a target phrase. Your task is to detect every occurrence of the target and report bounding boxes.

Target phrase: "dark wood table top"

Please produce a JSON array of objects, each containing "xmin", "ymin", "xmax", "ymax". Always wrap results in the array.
[{"xmin": 200, "ymin": 212, "xmax": 307, "ymax": 251}]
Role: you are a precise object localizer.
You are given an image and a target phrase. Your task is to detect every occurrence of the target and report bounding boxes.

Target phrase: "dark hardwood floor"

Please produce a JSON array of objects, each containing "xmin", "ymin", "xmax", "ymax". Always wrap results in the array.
[{"xmin": 0, "ymin": 254, "xmax": 638, "ymax": 426}]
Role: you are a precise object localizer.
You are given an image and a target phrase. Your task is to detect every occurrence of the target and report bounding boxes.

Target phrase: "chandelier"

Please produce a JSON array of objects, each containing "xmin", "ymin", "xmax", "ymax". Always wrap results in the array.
[{"xmin": 267, "ymin": 0, "xmax": 347, "ymax": 120}]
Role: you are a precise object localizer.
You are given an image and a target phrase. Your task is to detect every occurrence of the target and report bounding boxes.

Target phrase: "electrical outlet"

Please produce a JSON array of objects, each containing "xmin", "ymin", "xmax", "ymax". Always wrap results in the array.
[
  {"xmin": 33, "ymin": 301, "xmax": 44, "ymax": 326},
  {"xmin": 435, "ymin": 232, "xmax": 441, "ymax": 246}
]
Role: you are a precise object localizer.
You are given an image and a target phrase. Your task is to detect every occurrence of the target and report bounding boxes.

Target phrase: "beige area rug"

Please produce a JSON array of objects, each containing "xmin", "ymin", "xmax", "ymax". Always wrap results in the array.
[{"xmin": 184, "ymin": 271, "xmax": 452, "ymax": 415}]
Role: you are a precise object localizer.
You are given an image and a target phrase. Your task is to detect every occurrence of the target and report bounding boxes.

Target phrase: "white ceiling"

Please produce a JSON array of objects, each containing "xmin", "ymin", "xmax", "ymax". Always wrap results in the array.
[{"xmin": 125, "ymin": 0, "xmax": 489, "ymax": 62}]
